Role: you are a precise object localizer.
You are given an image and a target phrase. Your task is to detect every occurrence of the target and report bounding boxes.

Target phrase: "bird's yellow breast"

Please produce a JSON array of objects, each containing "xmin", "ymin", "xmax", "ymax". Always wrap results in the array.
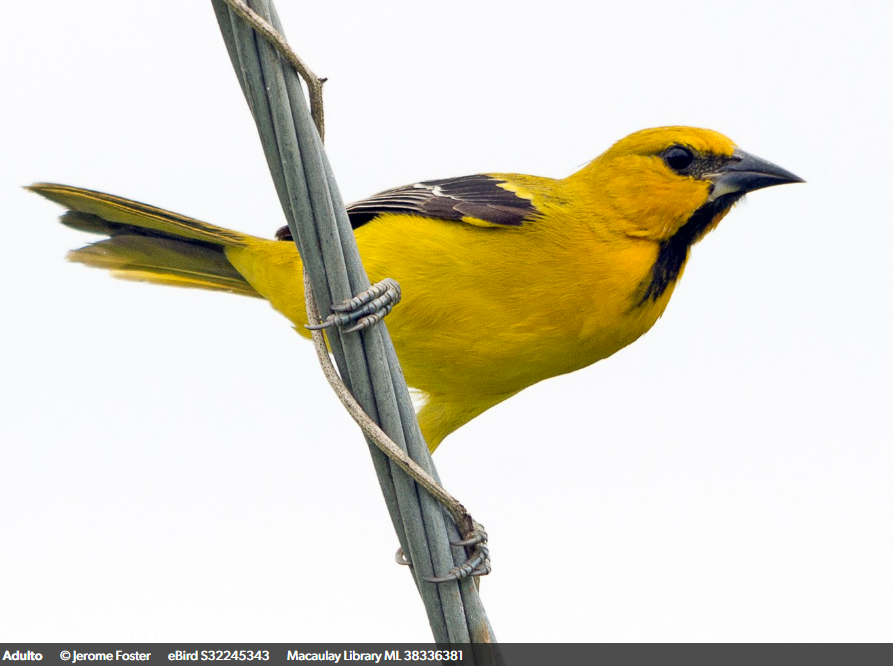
[{"xmin": 228, "ymin": 200, "xmax": 673, "ymax": 406}]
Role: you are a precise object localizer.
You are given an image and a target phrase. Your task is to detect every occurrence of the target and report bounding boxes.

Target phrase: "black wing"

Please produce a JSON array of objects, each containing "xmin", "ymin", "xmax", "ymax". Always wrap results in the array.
[{"xmin": 275, "ymin": 174, "xmax": 535, "ymax": 241}]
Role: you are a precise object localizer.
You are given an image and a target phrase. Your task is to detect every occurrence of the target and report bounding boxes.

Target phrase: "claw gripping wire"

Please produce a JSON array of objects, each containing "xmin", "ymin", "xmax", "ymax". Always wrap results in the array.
[
  {"xmin": 306, "ymin": 278, "xmax": 401, "ymax": 333},
  {"xmin": 302, "ymin": 269, "xmax": 489, "ymax": 584}
]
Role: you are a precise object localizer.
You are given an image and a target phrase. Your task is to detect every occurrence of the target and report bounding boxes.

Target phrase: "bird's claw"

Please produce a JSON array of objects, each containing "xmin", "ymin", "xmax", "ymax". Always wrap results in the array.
[{"xmin": 306, "ymin": 278, "xmax": 401, "ymax": 333}]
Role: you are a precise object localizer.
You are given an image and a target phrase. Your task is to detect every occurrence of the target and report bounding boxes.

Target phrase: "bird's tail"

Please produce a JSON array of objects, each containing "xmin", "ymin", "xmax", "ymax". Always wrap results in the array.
[{"xmin": 28, "ymin": 183, "xmax": 262, "ymax": 297}]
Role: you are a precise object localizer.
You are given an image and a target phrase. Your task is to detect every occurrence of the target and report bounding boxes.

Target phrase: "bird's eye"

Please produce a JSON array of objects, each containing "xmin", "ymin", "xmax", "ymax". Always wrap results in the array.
[{"xmin": 663, "ymin": 146, "xmax": 694, "ymax": 172}]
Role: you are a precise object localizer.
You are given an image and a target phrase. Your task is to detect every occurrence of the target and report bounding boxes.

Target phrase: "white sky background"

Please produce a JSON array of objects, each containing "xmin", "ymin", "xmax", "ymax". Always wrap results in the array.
[{"xmin": 2, "ymin": 0, "xmax": 891, "ymax": 643}]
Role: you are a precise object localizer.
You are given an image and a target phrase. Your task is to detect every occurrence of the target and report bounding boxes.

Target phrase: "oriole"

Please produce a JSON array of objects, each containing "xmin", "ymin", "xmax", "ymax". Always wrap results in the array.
[{"xmin": 30, "ymin": 126, "xmax": 802, "ymax": 450}]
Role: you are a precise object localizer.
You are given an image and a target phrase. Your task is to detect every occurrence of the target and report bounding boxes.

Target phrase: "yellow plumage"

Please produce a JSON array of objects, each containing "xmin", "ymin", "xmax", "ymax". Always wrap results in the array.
[{"xmin": 30, "ymin": 127, "xmax": 801, "ymax": 450}]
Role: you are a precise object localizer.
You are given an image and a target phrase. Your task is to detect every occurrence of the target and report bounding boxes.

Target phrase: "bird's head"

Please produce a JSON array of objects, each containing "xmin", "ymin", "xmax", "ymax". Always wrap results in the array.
[{"xmin": 570, "ymin": 126, "xmax": 803, "ymax": 244}]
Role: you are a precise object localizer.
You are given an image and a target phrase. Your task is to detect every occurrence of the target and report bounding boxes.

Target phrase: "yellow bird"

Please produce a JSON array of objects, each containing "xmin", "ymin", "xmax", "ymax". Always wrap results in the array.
[{"xmin": 30, "ymin": 126, "xmax": 801, "ymax": 450}]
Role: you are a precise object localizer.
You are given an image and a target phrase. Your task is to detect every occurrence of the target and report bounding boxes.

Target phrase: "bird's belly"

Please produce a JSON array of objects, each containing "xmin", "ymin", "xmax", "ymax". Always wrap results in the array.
[
  {"xmin": 345, "ymin": 216, "xmax": 671, "ymax": 400},
  {"xmin": 381, "ymin": 272, "xmax": 669, "ymax": 400},
  {"xmin": 238, "ymin": 216, "xmax": 670, "ymax": 401}
]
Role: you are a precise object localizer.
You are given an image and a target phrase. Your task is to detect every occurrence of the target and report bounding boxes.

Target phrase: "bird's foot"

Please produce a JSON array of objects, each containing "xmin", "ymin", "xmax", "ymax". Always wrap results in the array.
[{"xmin": 306, "ymin": 278, "xmax": 401, "ymax": 333}]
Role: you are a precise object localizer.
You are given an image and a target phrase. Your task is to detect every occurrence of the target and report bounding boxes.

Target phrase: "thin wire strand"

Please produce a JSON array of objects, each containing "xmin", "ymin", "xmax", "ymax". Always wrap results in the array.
[
  {"xmin": 218, "ymin": 0, "xmax": 492, "ymax": 597},
  {"xmin": 222, "ymin": 0, "xmax": 479, "ymax": 539},
  {"xmin": 212, "ymin": 2, "xmax": 500, "ymax": 646},
  {"xmin": 302, "ymin": 268, "xmax": 474, "ymax": 535},
  {"xmin": 220, "ymin": 0, "xmax": 326, "ymax": 141}
]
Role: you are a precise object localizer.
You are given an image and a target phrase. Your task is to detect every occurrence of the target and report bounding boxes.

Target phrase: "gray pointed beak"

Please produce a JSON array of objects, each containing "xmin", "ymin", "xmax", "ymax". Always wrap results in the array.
[{"xmin": 708, "ymin": 148, "xmax": 804, "ymax": 201}]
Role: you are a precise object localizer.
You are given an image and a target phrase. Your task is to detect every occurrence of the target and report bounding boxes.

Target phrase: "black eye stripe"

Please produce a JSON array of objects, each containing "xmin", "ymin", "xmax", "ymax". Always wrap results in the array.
[{"xmin": 660, "ymin": 146, "xmax": 734, "ymax": 179}]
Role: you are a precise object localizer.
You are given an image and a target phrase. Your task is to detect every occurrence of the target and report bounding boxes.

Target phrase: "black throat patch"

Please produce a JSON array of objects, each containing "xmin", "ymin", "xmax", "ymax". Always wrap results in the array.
[{"xmin": 636, "ymin": 192, "xmax": 743, "ymax": 306}]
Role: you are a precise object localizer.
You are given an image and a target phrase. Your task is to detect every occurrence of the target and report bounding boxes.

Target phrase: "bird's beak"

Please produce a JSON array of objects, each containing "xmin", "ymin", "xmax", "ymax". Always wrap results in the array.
[{"xmin": 707, "ymin": 148, "xmax": 804, "ymax": 201}]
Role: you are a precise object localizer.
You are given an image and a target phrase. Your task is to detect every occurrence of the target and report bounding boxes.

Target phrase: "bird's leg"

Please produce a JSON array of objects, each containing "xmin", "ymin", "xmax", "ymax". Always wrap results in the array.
[{"xmin": 306, "ymin": 278, "xmax": 401, "ymax": 333}]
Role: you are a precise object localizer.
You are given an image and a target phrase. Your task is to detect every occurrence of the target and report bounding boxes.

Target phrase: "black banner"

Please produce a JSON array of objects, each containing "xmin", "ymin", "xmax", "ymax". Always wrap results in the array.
[{"xmin": 1, "ymin": 644, "xmax": 891, "ymax": 666}]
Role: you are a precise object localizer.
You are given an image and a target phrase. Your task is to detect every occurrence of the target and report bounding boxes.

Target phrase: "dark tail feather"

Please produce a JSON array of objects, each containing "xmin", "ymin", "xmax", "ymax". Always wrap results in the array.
[{"xmin": 30, "ymin": 183, "xmax": 262, "ymax": 297}]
